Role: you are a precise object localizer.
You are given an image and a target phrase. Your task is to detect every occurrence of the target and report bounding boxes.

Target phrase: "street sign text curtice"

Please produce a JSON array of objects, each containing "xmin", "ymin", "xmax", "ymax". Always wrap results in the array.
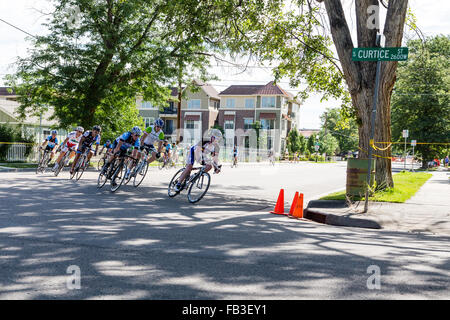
[{"xmin": 352, "ymin": 47, "xmax": 408, "ymax": 61}]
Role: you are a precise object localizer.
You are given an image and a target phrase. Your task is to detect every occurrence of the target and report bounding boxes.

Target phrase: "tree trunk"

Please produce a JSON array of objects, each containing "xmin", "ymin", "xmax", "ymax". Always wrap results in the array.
[{"xmin": 322, "ymin": 0, "xmax": 408, "ymax": 189}]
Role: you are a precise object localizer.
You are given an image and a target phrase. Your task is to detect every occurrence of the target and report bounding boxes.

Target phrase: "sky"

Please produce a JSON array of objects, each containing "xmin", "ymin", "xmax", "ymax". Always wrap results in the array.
[{"xmin": 0, "ymin": 0, "xmax": 449, "ymax": 129}]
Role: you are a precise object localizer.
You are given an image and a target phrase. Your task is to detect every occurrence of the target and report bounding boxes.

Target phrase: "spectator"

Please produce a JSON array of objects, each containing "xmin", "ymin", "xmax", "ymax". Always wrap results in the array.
[{"xmin": 445, "ymin": 155, "xmax": 449, "ymax": 168}]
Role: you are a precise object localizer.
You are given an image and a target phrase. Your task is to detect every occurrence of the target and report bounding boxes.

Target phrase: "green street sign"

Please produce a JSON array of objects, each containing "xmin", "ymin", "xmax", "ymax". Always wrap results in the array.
[{"xmin": 352, "ymin": 47, "xmax": 408, "ymax": 61}]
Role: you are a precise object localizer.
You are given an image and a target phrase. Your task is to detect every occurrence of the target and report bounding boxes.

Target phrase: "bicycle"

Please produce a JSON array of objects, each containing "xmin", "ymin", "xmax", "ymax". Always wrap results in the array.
[
  {"xmin": 158, "ymin": 154, "xmax": 171, "ymax": 170},
  {"xmin": 53, "ymin": 148, "xmax": 72, "ymax": 177},
  {"xmin": 36, "ymin": 148, "xmax": 52, "ymax": 174},
  {"xmin": 97, "ymin": 151, "xmax": 136, "ymax": 192},
  {"xmin": 231, "ymin": 156, "xmax": 238, "ymax": 168},
  {"xmin": 70, "ymin": 148, "xmax": 91, "ymax": 181},
  {"xmin": 97, "ymin": 151, "xmax": 110, "ymax": 171},
  {"xmin": 168, "ymin": 161, "xmax": 221, "ymax": 203},
  {"xmin": 132, "ymin": 149, "xmax": 149, "ymax": 187}
]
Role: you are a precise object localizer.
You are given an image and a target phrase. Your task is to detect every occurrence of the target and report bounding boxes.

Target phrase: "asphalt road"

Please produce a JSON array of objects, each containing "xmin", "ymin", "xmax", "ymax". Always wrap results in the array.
[{"xmin": 0, "ymin": 162, "xmax": 448, "ymax": 299}]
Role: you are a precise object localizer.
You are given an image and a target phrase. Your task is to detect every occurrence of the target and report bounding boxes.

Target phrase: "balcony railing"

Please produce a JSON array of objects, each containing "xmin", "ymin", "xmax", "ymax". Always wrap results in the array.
[{"xmin": 160, "ymin": 107, "xmax": 178, "ymax": 115}]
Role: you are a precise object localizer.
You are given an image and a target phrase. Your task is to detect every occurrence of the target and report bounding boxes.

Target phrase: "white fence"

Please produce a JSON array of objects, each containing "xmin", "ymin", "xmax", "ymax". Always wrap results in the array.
[{"xmin": 0, "ymin": 143, "xmax": 39, "ymax": 162}]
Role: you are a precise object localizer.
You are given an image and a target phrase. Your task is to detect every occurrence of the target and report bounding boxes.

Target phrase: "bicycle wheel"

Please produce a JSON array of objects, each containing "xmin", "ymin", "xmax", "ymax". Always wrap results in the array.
[
  {"xmin": 70, "ymin": 157, "xmax": 81, "ymax": 180},
  {"xmin": 76, "ymin": 156, "xmax": 86, "ymax": 181},
  {"xmin": 40, "ymin": 152, "xmax": 50, "ymax": 173},
  {"xmin": 97, "ymin": 162, "xmax": 109, "ymax": 188},
  {"xmin": 133, "ymin": 160, "xmax": 149, "ymax": 187},
  {"xmin": 168, "ymin": 168, "xmax": 184, "ymax": 197},
  {"xmin": 158, "ymin": 158, "xmax": 164, "ymax": 170},
  {"xmin": 54, "ymin": 157, "xmax": 65, "ymax": 176},
  {"xmin": 110, "ymin": 160, "xmax": 125, "ymax": 192},
  {"xmin": 36, "ymin": 152, "xmax": 44, "ymax": 174},
  {"xmin": 187, "ymin": 171, "xmax": 211, "ymax": 203},
  {"xmin": 97, "ymin": 157, "xmax": 105, "ymax": 171}
]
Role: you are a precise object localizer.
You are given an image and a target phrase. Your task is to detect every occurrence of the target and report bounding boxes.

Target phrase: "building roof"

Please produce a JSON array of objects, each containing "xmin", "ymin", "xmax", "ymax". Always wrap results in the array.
[
  {"xmin": 219, "ymin": 81, "xmax": 301, "ymax": 104},
  {"xmin": 192, "ymin": 79, "xmax": 220, "ymax": 100},
  {"xmin": 299, "ymin": 129, "xmax": 320, "ymax": 138},
  {"xmin": 0, "ymin": 98, "xmax": 57, "ymax": 126}
]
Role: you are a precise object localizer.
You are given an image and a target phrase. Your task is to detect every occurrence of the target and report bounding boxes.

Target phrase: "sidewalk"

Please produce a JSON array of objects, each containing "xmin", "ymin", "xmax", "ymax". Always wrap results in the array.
[{"xmin": 306, "ymin": 171, "xmax": 450, "ymax": 235}]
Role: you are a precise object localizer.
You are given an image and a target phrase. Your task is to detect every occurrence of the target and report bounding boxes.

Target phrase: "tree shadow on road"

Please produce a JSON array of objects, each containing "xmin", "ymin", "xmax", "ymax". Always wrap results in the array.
[{"xmin": 0, "ymin": 174, "xmax": 449, "ymax": 299}]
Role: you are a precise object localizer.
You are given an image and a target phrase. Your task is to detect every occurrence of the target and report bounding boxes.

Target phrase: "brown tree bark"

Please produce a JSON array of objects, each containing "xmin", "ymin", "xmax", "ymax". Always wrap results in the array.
[{"xmin": 319, "ymin": 0, "xmax": 408, "ymax": 188}]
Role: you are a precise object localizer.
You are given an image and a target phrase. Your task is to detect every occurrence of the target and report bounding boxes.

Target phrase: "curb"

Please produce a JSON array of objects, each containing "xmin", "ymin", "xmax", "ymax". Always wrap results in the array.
[{"xmin": 304, "ymin": 208, "xmax": 382, "ymax": 229}]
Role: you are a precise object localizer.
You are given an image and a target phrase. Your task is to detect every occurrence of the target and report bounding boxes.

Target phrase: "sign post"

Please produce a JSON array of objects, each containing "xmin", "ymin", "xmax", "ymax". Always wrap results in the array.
[
  {"xmin": 411, "ymin": 140, "xmax": 417, "ymax": 172},
  {"xmin": 352, "ymin": 37, "xmax": 409, "ymax": 213},
  {"xmin": 402, "ymin": 130, "xmax": 409, "ymax": 170}
]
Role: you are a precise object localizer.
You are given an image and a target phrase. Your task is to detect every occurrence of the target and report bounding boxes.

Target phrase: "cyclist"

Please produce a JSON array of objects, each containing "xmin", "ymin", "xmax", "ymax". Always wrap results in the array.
[
  {"xmin": 232, "ymin": 145, "xmax": 238, "ymax": 166},
  {"xmin": 99, "ymin": 139, "xmax": 112, "ymax": 155},
  {"xmin": 174, "ymin": 134, "xmax": 222, "ymax": 192},
  {"xmin": 70, "ymin": 125, "xmax": 101, "ymax": 175},
  {"xmin": 163, "ymin": 139, "xmax": 173, "ymax": 165},
  {"xmin": 107, "ymin": 126, "xmax": 142, "ymax": 181},
  {"xmin": 268, "ymin": 149, "xmax": 275, "ymax": 164},
  {"xmin": 53, "ymin": 126, "xmax": 84, "ymax": 172},
  {"xmin": 40, "ymin": 130, "xmax": 59, "ymax": 164},
  {"xmin": 139, "ymin": 118, "xmax": 165, "ymax": 165},
  {"xmin": 172, "ymin": 142, "xmax": 179, "ymax": 164}
]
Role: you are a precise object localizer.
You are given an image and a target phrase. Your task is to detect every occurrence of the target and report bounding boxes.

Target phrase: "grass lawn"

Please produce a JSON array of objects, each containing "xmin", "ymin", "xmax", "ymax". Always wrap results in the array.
[{"xmin": 320, "ymin": 171, "xmax": 433, "ymax": 203}]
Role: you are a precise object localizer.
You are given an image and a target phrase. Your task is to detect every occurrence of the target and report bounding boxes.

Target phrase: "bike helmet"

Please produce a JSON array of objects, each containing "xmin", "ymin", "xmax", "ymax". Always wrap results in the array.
[
  {"xmin": 154, "ymin": 118, "xmax": 164, "ymax": 128},
  {"xmin": 76, "ymin": 126, "xmax": 84, "ymax": 132},
  {"xmin": 51, "ymin": 130, "xmax": 58, "ymax": 134},
  {"xmin": 205, "ymin": 128, "xmax": 222, "ymax": 143},
  {"xmin": 131, "ymin": 126, "xmax": 142, "ymax": 136},
  {"xmin": 106, "ymin": 139, "xmax": 111, "ymax": 144},
  {"xmin": 93, "ymin": 125, "xmax": 101, "ymax": 132}
]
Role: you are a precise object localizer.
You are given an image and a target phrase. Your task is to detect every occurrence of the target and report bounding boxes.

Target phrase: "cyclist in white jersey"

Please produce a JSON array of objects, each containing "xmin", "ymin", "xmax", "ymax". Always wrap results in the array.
[
  {"xmin": 53, "ymin": 127, "xmax": 84, "ymax": 171},
  {"xmin": 139, "ymin": 118, "xmax": 165, "ymax": 164},
  {"xmin": 174, "ymin": 135, "xmax": 222, "ymax": 192}
]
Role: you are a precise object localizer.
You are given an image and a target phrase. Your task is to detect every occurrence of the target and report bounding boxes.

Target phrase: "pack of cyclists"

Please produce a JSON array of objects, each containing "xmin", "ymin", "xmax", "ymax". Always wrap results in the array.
[{"xmin": 37, "ymin": 119, "xmax": 224, "ymax": 199}]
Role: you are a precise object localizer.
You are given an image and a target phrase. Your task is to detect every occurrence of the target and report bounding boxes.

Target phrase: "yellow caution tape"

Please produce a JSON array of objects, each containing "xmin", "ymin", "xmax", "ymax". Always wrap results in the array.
[{"xmin": 374, "ymin": 141, "xmax": 450, "ymax": 145}]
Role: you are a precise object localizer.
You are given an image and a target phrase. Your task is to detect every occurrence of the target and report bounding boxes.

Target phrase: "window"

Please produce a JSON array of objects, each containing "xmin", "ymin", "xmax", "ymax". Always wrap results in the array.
[
  {"xmin": 282, "ymin": 120, "xmax": 286, "ymax": 130},
  {"xmin": 226, "ymin": 98, "xmax": 235, "ymax": 108},
  {"xmin": 260, "ymin": 119, "xmax": 274, "ymax": 130},
  {"xmin": 244, "ymin": 118, "xmax": 253, "ymax": 130},
  {"xmin": 261, "ymin": 96, "xmax": 276, "ymax": 108},
  {"xmin": 164, "ymin": 120, "xmax": 174, "ymax": 134},
  {"xmin": 186, "ymin": 120, "xmax": 198, "ymax": 129},
  {"xmin": 245, "ymin": 98, "xmax": 255, "ymax": 108},
  {"xmin": 141, "ymin": 101, "xmax": 155, "ymax": 109},
  {"xmin": 224, "ymin": 120, "xmax": 235, "ymax": 130},
  {"xmin": 188, "ymin": 99, "xmax": 201, "ymax": 109},
  {"xmin": 143, "ymin": 117, "xmax": 155, "ymax": 128},
  {"xmin": 43, "ymin": 129, "xmax": 51, "ymax": 136}
]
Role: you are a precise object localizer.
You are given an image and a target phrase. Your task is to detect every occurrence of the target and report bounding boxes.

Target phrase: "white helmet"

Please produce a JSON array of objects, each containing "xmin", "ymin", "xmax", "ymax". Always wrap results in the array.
[
  {"xmin": 131, "ymin": 126, "xmax": 142, "ymax": 136},
  {"xmin": 204, "ymin": 128, "xmax": 223, "ymax": 143}
]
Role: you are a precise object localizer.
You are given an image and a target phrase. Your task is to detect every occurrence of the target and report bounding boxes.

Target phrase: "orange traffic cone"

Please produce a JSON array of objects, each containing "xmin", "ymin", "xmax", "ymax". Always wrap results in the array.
[
  {"xmin": 270, "ymin": 189, "xmax": 286, "ymax": 215},
  {"xmin": 292, "ymin": 193, "xmax": 304, "ymax": 218},
  {"xmin": 288, "ymin": 191, "xmax": 299, "ymax": 216}
]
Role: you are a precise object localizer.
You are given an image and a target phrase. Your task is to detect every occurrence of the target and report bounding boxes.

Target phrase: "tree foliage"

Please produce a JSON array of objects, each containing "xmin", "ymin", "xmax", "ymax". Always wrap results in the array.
[
  {"xmin": 391, "ymin": 35, "xmax": 450, "ymax": 166},
  {"xmin": 320, "ymin": 107, "xmax": 358, "ymax": 154}
]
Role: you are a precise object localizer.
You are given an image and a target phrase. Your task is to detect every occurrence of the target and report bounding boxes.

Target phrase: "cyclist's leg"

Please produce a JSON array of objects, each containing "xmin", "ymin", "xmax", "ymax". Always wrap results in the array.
[
  {"xmin": 177, "ymin": 147, "xmax": 195, "ymax": 186},
  {"xmin": 71, "ymin": 147, "xmax": 83, "ymax": 172}
]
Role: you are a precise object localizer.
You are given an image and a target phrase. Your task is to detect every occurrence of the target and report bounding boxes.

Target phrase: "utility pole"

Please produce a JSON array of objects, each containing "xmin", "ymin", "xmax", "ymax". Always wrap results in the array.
[
  {"xmin": 177, "ymin": 79, "xmax": 182, "ymax": 145},
  {"xmin": 364, "ymin": 34, "xmax": 382, "ymax": 213}
]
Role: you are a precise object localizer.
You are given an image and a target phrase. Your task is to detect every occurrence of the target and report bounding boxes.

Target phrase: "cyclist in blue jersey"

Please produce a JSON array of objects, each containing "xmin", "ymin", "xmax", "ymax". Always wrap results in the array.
[
  {"xmin": 40, "ymin": 130, "xmax": 59, "ymax": 164},
  {"xmin": 107, "ymin": 126, "xmax": 142, "ymax": 180},
  {"xmin": 99, "ymin": 140, "xmax": 112, "ymax": 155}
]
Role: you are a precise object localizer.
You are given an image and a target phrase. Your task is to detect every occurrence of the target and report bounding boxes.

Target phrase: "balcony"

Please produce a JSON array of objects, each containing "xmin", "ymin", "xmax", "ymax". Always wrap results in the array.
[{"xmin": 160, "ymin": 107, "xmax": 178, "ymax": 115}]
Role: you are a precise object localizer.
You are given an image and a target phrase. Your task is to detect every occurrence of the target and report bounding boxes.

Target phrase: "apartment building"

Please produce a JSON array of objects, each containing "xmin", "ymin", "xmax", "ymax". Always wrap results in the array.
[
  {"xmin": 217, "ymin": 81, "xmax": 301, "ymax": 155},
  {"xmin": 137, "ymin": 80, "xmax": 220, "ymax": 144}
]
